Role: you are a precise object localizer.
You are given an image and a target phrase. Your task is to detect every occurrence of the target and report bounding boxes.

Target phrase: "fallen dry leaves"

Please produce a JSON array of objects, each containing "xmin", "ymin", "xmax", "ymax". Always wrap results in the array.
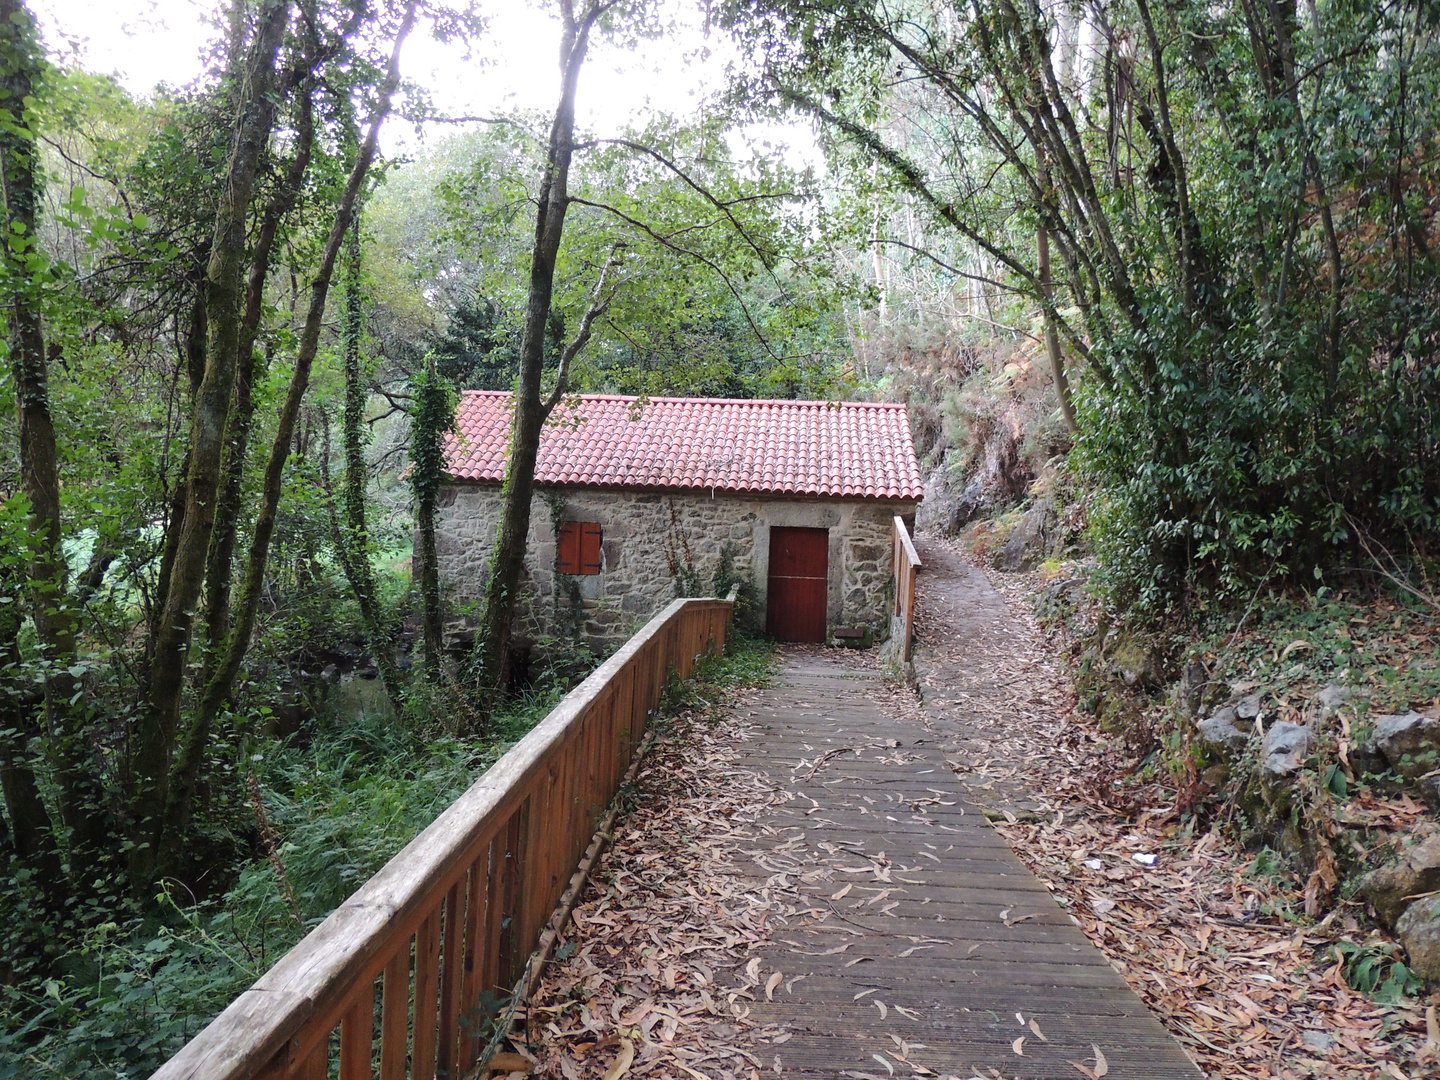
[
  {"xmin": 516, "ymin": 535, "xmax": 1437, "ymax": 1079},
  {"xmin": 520, "ymin": 683, "xmax": 796, "ymax": 1080},
  {"xmin": 900, "ymin": 536, "xmax": 1440, "ymax": 1080}
]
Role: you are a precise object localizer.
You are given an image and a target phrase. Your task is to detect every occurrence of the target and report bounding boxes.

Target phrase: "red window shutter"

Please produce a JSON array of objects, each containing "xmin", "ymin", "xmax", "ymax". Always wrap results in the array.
[
  {"xmin": 556, "ymin": 522, "xmax": 580, "ymax": 574},
  {"xmin": 580, "ymin": 523, "xmax": 602, "ymax": 575}
]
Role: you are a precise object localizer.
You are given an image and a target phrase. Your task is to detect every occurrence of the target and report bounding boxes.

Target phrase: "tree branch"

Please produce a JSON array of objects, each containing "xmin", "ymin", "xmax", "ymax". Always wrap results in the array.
[
  {"xmin": 567, "ymin": 195, "xmax": 789, "ymax": 362},
  {"xmin": 543, "ymin": 243, "xmax": 626, "ymax": 418}
]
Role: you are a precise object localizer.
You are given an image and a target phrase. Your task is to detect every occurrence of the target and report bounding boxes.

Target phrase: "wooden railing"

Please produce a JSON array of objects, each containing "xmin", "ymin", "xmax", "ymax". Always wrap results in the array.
[
  {"xmin": 893, "ymin": 515, "xmax": 920, "ymax": 662},
  {"xmin": 152, "ymin": 596, "xmax": 735, "ymax": 1080}
]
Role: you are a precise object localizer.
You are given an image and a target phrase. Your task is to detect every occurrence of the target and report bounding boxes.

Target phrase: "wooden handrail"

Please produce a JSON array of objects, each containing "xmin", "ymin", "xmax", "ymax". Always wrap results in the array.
[
  {"xmin": 151, "ymin": 595, "xmax": 735, "ymax": 1080},
  {"xmin": 893, "ymin": 516, "xmax": 920, "ymax": 663}
]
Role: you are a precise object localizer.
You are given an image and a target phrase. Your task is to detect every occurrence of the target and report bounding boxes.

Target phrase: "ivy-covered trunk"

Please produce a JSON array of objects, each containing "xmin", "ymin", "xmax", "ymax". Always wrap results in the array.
[
  {"xmin": 0, "ymin": 0, "xmax": 106, "ymax": 860},
  {"xmin": 201, "ymin": 76, "xmax": 317, "ymax": 671},
  {"xmin": 131, "ymin": 0, "xmax": 292, "ymax": 883},
  {"xmin": 333, "ymin": 213, "xmax": 407, "ymax": 709},
  {"xmin": 410, "ymin": 358, "xmax": 454, "ymax": 688},
  {"xmin": 0, "ymin": 558, "xmax": 61, "ymax": 886},
  {"xmin": 158, "ymin": 4, "xmax": 417, "ymax": 876}
]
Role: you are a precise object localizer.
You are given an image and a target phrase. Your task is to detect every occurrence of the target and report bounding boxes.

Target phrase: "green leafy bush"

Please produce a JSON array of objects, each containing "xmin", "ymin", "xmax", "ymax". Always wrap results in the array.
[{"xmin": 1328, "ymin": 939, "xmax": 1424, "ymax": 1004}]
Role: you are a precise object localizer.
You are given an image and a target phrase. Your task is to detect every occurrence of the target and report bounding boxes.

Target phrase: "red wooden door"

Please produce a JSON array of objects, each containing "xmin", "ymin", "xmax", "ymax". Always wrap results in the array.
[{"xmin": 767, "ymin": 527, "xmax": 828, "ymax": 642}]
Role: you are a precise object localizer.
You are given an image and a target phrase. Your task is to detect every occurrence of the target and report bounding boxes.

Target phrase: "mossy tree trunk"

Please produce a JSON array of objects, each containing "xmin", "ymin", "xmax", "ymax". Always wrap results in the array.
[{"xmin": 0, "ymin": 0, "xmax": 107, "ymax": 861}]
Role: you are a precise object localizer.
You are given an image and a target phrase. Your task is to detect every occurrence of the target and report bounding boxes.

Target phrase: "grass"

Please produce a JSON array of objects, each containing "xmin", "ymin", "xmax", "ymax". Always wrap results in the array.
[{"xmin": 659, "ymin": 634, "xmax": 774, "ymax": 720}]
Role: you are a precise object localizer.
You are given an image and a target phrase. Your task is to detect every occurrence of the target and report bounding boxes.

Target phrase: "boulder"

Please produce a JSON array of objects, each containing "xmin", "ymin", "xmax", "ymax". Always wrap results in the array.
[
  {"xmin": 1235, "ymin": 694, "xmax": 1262, "ymax": 721},
  {"xmin": 1359, "ymin": 712, "xmax": 1440, "ymax": 779},
  {"xmin": 1201, "ymin": 764, "xmax": 1230, "ymax": 789},
  {"xmin": 1316, "ymin": 684, "xmax": 1360, "ymax": 721},
  {"xmin": 1110, "ymin": 636, "xmax": 1163, "ymax": 690},
  {"xmin": 1197, "ymin": 709, "xmax": 1250, "ymax": 756},
  {"xmin": 1209, "ymin": 704, "xmax": 1241, "ymax": 727},
  {"xmin": 1261, "ymin": 722, "xmax": 1313, "ymax": 780},
  {"xmin": 1360, "ymin": 824, "xmax": 1440, "ymax": 928},
  {"xmin": 1419, "ymin": 774, "xmax": 1440, "ymax": 811},
  {"xmin": 1396, "ymin": 897, "xmax": 1440, "ymax": 979},
  {"xmin": 994, "ymin": 498, "xmax": 1060, "ymax": 572},
  {"xmin": 1350, "ymin": 740, "xmax": 1388, "ymax": 778},
  {"xmin": 1178, "ymin": 662, "xmax": 1208, "ymax": 718}
]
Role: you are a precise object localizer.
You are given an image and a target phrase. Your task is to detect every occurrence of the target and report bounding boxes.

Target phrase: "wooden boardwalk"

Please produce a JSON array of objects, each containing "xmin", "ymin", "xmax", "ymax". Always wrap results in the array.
[{"xmin": 728, "ymin": 653, "xmax": 1203, "ymax": 1080}]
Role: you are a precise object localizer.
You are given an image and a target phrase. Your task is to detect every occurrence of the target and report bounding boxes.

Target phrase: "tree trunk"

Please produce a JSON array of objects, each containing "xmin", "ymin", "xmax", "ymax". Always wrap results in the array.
[
  {"xmin": 132, "ymin": 0, "xmax": 292, "ymax": 882},
  {"xmin": 411, "ymin": 356, "xmax": 452, "ymax": 685},
  {"xmin": 203, "ymin": 84, "xmax": 316, "ymax": 667},
  {"xmin": 1037, "ymin": 222, "xmax": 1077, "ymax": 433},
  {"xmin": 0, "ymin": 561, "xmax": 62, "ymax": 887},
  {"xmin": 472, "ymin": 0, "xmax": 601, "ymax": 704},
  {"xmin": 157, "ymin": 5, "xmax": 416, "ymax": 874},
  {"xmin": 333, "ymin": 213, "xmax": 407, "ymax": 707},
  {"xmin": 342, "ymin": 218, "xmax": 369, "ymax": 540},
  {"xmin": 0, "ymin": 0, "xmax": 108, "ymax": 857},
  {"xmin": 147, "ymin": 279, "xmax": 208, "ymax": 662}
]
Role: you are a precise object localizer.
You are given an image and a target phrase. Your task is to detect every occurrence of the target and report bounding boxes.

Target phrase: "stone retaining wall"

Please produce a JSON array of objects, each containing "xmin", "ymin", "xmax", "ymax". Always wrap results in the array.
[{"xmin": 434, "ymin": 485, "xmax": 917, "ymax": 653}]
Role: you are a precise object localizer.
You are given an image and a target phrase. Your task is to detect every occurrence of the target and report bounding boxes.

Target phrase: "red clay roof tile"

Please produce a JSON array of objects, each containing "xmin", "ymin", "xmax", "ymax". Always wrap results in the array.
[{"xmin": 444, "ymin": 392, "xmax": 924, "ymax": 501}]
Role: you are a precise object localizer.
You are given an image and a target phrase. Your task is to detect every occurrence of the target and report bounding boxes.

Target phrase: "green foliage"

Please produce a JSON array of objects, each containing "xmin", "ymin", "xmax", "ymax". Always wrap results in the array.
[
  {"xmin": 370, "ymin": 115, "xmax": 857, "ymax": 400},
  {"xmin": 433, "ymin": 293, "xmax": 519, "ymax": 390},
  {"xmin": 0, "ymin": 690, "xmax": 555, "ymax": 1078},
  {"xmin": 1328, "ymin": 938, "xmax": 1424, "ymax": 1004},
  {"xmin": 658, "ymin": 635, "xmax": 774, "ymax": 717},
  {"xmin": 1071, "ymin": 290, "xmax": 1440, "ymax": 609},
  {"xmin": 702, "ymin": 635, "xmax": 775, "ymax": 690},
  {"xmin": 725, "ymin": 0, "xmax": 1440, "ymax": 608},
  {"xmin": 408, "ymin": 364, "xmax": 458, "ymax": 512},
  {"xmin": 1185, "ymin": 586, "xmax": 1440, "ymax": 716}
]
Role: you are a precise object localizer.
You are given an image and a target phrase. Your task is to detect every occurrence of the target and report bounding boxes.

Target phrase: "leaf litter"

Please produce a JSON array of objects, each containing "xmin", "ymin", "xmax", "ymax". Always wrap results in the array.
[
  {"xmin": 897, "ymin": 536, "xmax": 1438, "ymax": 1080},
  {"xmin": 522, "ymin": 680, "xmax": 797, "ymax": 1079}
]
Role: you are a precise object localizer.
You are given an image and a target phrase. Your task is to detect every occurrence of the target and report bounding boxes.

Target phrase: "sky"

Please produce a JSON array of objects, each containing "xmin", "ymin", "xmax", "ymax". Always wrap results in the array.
[{"xmin": 28, "ymin": 0, "xmax": 816, "ymax": 164}]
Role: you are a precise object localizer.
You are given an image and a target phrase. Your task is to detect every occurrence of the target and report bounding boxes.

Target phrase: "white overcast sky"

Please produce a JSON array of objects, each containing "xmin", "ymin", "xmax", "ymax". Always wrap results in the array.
[{"xmin": 29, "ymin": 0, "xmax": 816, "ymax": 163}]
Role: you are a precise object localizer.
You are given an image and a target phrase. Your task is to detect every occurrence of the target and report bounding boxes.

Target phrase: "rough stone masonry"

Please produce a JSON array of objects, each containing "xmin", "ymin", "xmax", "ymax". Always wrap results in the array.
[{"xmin": 434, "ymin": 485, "xmax": 915, "ymax": 653}]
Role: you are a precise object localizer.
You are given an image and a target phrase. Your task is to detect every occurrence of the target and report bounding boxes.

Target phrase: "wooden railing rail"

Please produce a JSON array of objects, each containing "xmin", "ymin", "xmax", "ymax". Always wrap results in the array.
[
  {"xmin": 893, "ymin": 515, "xmax": 920, "ymax": 662},
  {"xmin": 152, "ymin": 596, "xmax": 734, "ymax": 1080}
]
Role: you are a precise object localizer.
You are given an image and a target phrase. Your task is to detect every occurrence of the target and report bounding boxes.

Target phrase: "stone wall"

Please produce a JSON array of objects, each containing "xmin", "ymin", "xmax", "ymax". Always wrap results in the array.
[{"xmin": 434, "ymin": 485, "xmax": 917, "ymax": 653}]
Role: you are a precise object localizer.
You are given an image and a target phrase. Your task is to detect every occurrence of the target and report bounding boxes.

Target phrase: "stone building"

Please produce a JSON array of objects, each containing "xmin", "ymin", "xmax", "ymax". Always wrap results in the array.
[{"xmin": 435, "ymin": 392, "xmax": 923, "ymax": 653}]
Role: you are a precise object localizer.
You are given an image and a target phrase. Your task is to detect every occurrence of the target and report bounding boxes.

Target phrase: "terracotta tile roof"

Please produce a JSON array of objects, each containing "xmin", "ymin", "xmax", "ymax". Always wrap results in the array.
[{"xmin": 445, "ymin": 392, "xmax": 924, "ymax": 501}]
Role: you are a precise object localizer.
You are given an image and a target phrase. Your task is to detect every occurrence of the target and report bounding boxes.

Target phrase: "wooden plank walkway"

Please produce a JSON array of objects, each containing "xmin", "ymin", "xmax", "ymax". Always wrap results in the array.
[{"xmin": 729, "ymin": 652, "xmax": 1203, "ymax": 1080}]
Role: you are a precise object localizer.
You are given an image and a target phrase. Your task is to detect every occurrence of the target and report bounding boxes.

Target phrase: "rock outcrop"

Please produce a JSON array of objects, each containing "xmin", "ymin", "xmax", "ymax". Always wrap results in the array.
[
  {"xmin": 1357, "ymin": 712, "xmax": 1440, "ymax": 779},
  {"xmin": 1360, "ymin": 824, "xmax": 1440, "ymax": 928},
  {"xmin": 915, "ymin": 465, "xmax": 1000, "ymax": 538},
  {"xmin": 1396, "ymin": 898, "xmax": 1440, "ymax": 980},
  {"xmin": 994, "ymin": 498, "xmax": 1061, "ymax": 572}
]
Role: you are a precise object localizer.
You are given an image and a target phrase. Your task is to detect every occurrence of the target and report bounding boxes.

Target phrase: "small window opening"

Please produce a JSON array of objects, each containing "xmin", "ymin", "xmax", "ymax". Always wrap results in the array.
[{"xmin": 556, "ymin": 522, "xmax": 602, "ymax": 575}]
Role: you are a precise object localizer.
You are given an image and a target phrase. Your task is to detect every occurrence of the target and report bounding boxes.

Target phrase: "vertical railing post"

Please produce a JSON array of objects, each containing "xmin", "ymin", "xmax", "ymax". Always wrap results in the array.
[
  {"xmin": 893, "ymin": 515, "xmax": 920, "ymax": 663},
  {"xmin": 497, "ymin": 800, "xmax": 528, "ymax": 988},
  {"xmin": 380, "ymin": 948, "xmax": 409, "ymax": 1080},
  {"xmin": 413, "ymin": 911, "xmax": 441, "ymax": 1079}
]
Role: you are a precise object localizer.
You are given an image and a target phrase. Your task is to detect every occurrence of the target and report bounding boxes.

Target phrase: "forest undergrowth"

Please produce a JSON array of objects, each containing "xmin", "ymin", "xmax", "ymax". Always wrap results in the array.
[{"xmin": 0, "ymin": 679, "xmax": 575, "ymax": 1080}]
